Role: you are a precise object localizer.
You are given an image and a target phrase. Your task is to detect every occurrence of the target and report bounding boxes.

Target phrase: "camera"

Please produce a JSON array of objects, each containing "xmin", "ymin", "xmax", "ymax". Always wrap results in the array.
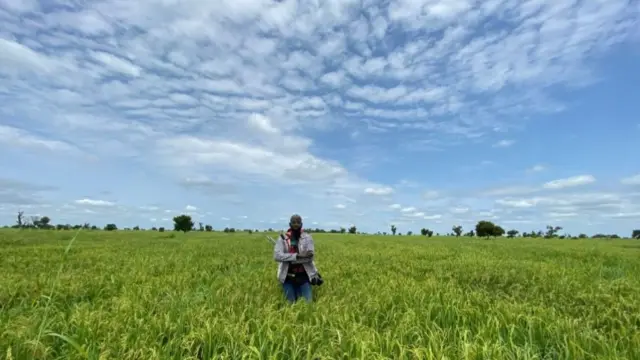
[{"xmin": 310, "ymin": 273, "xmax": 324, "ymax": 286}]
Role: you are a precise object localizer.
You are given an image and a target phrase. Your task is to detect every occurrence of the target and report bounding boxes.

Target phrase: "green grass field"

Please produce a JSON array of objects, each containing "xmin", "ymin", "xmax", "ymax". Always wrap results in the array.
[{"xmin": 2, "ymin": 229, "xmax": 640, "ymax": 360}]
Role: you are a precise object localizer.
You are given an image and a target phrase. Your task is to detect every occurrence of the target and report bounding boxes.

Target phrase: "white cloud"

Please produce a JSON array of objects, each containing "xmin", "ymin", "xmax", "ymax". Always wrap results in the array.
[
  {"xmin": 0, "ymin": 37, "xmax": 59, "ymax": 75},
  {"xmin": 247, "ymin": 113, "xmax": 279, "ymax": 134},
  {"xmin": 90, "ymin": 51, "xmax": 142, "ymax": 77},
  {"xmin": 548, "ymin": 212, "xmax": 579, "ymax": 218},
  {"xmin": 543, "ymin": 175, "xmax": 596, "ymax": 189},
  {"xmin": 185, "ymin": 205, "xmax": 197, "ymax": 211},
  {"xmin": 482, "ymin": 186, "xmax": 539, "ymax": 197},
  {"xmin": 528, "ymin": 165, "xmax": 546, "ymax": 172},
  {"xmin": 74, "ymin": 199, "xmax": 115, "ymax": 206},
  {"xmin": 0, "ymin": 125, "xmax": 79, "ymax": 154},
  {"xmin": 494, "ymin": 192, "xmax": 627, "ymax": 213},
  {"xmin": 496, "ymin": 199, "xmax": 538, "ymax": 208},
  {"xmin": 450, "ymin": 207, "xmax": 470, "ymax": 214},
  {"xmin": 364, "ymin": 186, "xmax": 394, "ymax": 195},
  {"xmin": 621, "ymin": 174, "xmax": 640, "ymax": 185},
  {"xmin": 493, "ymin": 140, "xmax": 515, "ymax": 148},
  {"xmin": 602, "ymin": 212, "xmax": 640, "ymax": 219},
  {"xmin": 423, "ymin": 191, "xmax": 440, "ymax": 199}
]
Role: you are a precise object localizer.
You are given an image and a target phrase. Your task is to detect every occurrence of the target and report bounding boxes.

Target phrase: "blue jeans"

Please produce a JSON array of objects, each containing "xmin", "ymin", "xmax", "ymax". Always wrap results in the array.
[{"xmin": 282, "ymin": 280, "xmax": 312, "ymax": 303}]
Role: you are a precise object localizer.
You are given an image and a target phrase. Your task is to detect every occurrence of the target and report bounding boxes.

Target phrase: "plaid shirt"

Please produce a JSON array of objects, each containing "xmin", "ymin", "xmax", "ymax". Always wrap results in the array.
[{"xmin": 273, "ymin": 231, "xmax": 319, "ymax": 284}]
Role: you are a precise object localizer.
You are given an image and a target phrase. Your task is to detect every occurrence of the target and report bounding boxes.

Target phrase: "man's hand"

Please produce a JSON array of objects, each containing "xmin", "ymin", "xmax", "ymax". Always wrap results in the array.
[{"xmin": 298, "ymin": 250, "xmax": 314, "ymax": 258}]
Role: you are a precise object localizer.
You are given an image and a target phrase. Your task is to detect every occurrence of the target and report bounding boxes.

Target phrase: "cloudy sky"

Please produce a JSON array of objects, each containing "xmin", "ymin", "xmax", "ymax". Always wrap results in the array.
[{"xmin": 1, "ymin": 0, "xmax": 639, "ymax": 235}]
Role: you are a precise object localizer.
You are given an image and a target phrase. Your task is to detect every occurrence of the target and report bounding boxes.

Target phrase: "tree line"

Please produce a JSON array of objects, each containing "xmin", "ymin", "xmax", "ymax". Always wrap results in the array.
[{"xmin": 4, "ymin": 212, "xmax": 640, "ymax": 239}]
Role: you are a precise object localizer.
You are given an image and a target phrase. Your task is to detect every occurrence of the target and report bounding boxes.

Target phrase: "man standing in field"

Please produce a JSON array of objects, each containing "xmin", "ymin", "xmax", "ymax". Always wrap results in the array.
[{"xmin": 273, "ymin": 214, "xmax": 321, "ymax": 303}]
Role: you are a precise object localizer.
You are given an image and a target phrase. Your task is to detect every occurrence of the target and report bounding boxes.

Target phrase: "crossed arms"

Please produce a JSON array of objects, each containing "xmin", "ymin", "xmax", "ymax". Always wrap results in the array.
[{"xmin": 273, "ymin": 233, "xmax": 315, "ymax": 264}]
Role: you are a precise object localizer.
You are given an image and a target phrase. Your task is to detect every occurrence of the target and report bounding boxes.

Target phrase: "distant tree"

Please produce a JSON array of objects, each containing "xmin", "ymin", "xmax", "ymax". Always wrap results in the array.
[
  {"xmin": 17, "ymin": 211, "xmax": 24, "ymax": 228},
  {"xmin": 407, "ymin": 231, "xmax": 412, "ymax": 236},
  {"xmin": 27, "ymin": 216, "xmax": 39, "ymax": 228},
  {"xmin": 348, "ymin": 225, "xmax": 356, "ymax": 234},
  {"xmin": 340, "ymin": 227, "xmax": 346, "ymax": 234},
  {"xmin": 476, "ymin": 220, "xmax": 504, "ymax": 238},
  {"xmin": 133, "ymin": 226, "xmax": 140, "ymax": 231},
  {"xmin": 151, "ymin": 227, "xmax": 158, "ymax": 231},
  {"xmin": 464, "ymin": 230, "xmax": 475, "ymax": 237},
  {"xmin": 37, "ymin": 216, "xmax": 51, "ymax": 229},
  {"xmin": 632, "ymin": 230, "xmax": 640, "ymax": 239},
  {"xmin": 22, "ymin": 215, "xmax": 52, "ymax": 229},
  {"xmin": 104, "ymin": 223, "xmax": 117, "ymax": 231},
  {"xmin": 507, "ymin": 229, "xmax": 519, "ymax": 238},
  {"xmin": 19, "ymin": 216, "xmax": 33, "ymax": 228},
  {"xmin": 205, "ymin": 225, "xmax": 213, "ymax": 232},
  {"xmin": 545, "ymin": 225, "xmax": 562, "ymax": 238},
  {"xmin": 382, "ymin": 232, "xmax": 387, "ymax": 235},
  {"xmin": 91, "ymin": 225, "xmax": 98, "ymax": 230},
  {"xmin": 198, "ymin": 222, "xmax": 204, "ymax": 231},
  {"xmin": 173, "ymin": 214, "xmax": 194, "ymax": 233},
  {"xmin": 420, "ymin": 228, "xmax": 434, "ymax": 237},
  {"xmin": 590, "ymin": 233, "xmax": 619, "ymax": 239},
  {"xmin": 390, "ymin": 225, "xmax": 397, "ymax": 235},
  {"xmin": 475, "ymin": 221, "xmax": 494, "ymax": 237},
  {"xmin": 158, "ymin": 227, "xmax": 165, "ymax": 232},
  {"xmin": 452, "ymin": 225, "xmax": 463, "ymax": 237}
]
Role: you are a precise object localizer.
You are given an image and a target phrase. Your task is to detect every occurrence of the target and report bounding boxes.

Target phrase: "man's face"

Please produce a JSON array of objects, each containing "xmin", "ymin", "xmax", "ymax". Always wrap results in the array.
[{"xmin": 290, "ymin": 216, "xmax": 302, "ymax": 230}]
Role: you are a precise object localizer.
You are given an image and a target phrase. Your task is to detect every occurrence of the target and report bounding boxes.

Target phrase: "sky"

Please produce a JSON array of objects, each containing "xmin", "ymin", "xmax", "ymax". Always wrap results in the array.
[{"xmin": 0, "ymin": 0, "xmax": 639, "ymax": 236}]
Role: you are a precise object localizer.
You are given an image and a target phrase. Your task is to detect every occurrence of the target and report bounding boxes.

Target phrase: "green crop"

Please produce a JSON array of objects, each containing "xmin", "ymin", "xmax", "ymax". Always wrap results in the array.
[{"xmin": 1, "ymin": 229, "xmax": 639, "ymax": 359}]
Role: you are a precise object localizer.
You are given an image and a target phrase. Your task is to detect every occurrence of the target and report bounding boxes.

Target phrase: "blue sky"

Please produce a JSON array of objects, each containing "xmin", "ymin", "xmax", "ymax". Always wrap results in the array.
[{"xmin": 1, "ymin": 0, "xmax": 639, "ymax": 236}]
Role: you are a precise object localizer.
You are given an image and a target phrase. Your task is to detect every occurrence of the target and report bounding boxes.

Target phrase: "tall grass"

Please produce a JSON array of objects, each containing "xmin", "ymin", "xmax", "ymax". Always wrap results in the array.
[{"xmin": 1, "ymin": 230, "xmax": 639, "ymax": 359}]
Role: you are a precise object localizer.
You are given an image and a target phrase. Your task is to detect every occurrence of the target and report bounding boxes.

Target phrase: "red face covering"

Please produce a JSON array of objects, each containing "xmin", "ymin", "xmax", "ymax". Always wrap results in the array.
[{"xmin": 285, "ymin": 227, "xmax": 306, "ymax": 273}]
